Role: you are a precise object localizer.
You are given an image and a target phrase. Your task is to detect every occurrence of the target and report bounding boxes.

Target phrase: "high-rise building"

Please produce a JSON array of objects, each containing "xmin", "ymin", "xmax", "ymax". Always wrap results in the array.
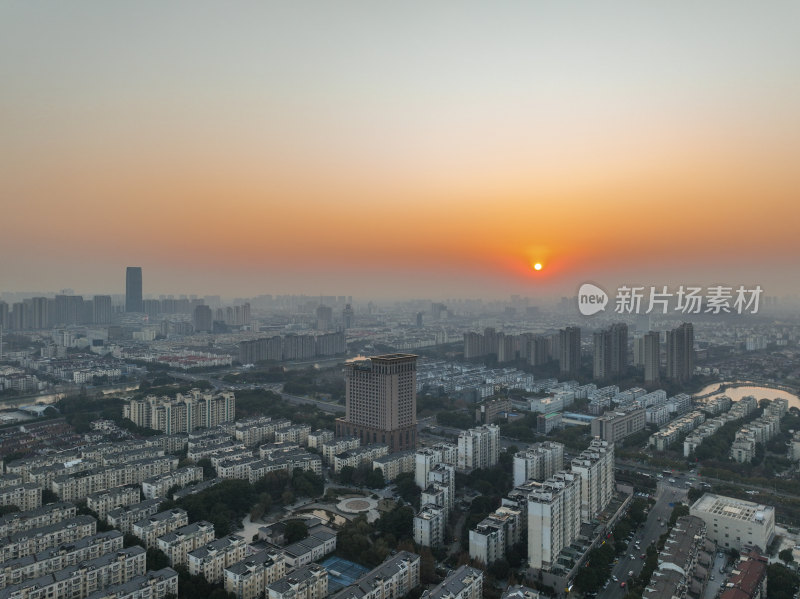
[
  {"xmin": 632, "ymin": 336, "xmax": 645, "ymax": 368},
  {"xmin": 126, "ymin": 267, "xmax": 143, "ymax": 313},
  {"xmin": 336, "ymin": 354, "xmax": 418, "ymax": 452},
  {"xmin": 644, "ymin": 331, "xmax": 660, "ymax": 384},
  {"xmin": 593, "ymin": 323, "xmax": 627, "ymax": 381},
  {"xmin": 570, "ymin": 438, "xmax": 615, "ymax": 522},
  {"xmin": 342, "ymin": 304, "xmax": 355, "ymax": 329},
  {"xmin": 558, "ymin": 327, "xmax": 581, "ymax": 376},
  {"xmin": 457, "ymin": 425, "xmax": 500, "ymax": 471},
  {"xmin": 315, "ymin": 305, "xmax": 333, "ymax": 330},
  {"xmin": 194, "ymin": 305, "xmax": 213, "ymax": 332},
  {"xmin": 513, "ymin": 442, "xmax": 565, "ymax": 486},
  {"xmin": 666, "ymin": 323, "xmax": 694, "ymax": 383},
  {"xmin": 527, "ymin": 471, "xmax": 581, "ymax": 570},
  {"xmin": 93, "ymin": 295, "xmax": 113, "ymax": 325}
]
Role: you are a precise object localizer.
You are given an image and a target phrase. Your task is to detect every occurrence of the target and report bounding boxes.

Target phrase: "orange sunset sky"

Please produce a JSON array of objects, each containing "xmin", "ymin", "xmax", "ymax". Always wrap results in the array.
[{"xmin": 1, "ymin": 2, "xmax": 799, "ymax": 299}]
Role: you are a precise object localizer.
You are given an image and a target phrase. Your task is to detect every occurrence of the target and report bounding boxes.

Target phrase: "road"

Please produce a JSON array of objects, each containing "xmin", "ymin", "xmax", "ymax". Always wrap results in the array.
[
  {"xmin": 598, "ymin": 477, "xmax": 688, "ymax": 599},
  {"xmin": 616, "ymin": 458, "xmax": 800, "ymax": 501}
]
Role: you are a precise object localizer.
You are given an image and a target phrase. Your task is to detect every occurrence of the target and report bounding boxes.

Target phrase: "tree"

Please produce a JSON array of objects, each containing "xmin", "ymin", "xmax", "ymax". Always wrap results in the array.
[
  {"xmin": 365, "ymin": 468, "xmax": 385, "ymax": 489},
  {"xmin": 488, "ymin": 559, "xmax": 510, "ymax": 580},
  {"xmin": 767, "ymin": 563, "xmax": 800, "ymax": 599},
  {"xmin": 780, "ymin": 548, "xmax": 794, "ymax": 565},
  {"xmin": 339, "ymin": 466, "xmax": 355, "ymax": 484},
  {"xmin": 146, "ymin": 548, "xmax": 170, "ymax": 571},
  {"xmin": 285, "ymin": 520, "xmax": 309, "ymax": 544},
  {"xmin": 197, "ymin": 458, "xmax": 217, "ymax": 479}
]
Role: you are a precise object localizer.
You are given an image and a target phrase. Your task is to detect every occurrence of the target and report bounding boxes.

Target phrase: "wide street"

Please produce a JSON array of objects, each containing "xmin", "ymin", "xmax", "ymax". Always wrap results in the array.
[{"xmin": 598, "ymin": 476, "xmax": 689, "ymax": 599}]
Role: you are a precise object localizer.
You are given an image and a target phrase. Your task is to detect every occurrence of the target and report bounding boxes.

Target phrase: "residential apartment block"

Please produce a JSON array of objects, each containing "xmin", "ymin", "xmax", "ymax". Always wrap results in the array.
[
  {"xmin": 132, "ymin": 509, "xmax": 189, "ymax": 548},
  {"xmin": 512, "ymin": 442, "xmax": 564, "ymax": 486},
  {"xmin": 224, "ymin": 550, "xmax": 287, "ymax": 599},
  {"xmin": 123, "ymin": 390, "xmax": 236, "ymax": 434},
  {"xmin": 157, "ymin": 521, "xmax": 215, "ymax": 566},
  {"xmin": 328, "ymin": 551, "xmax": 420, "ymax": 599},
  {"xmin": 457, "ymin": 425, "xmax": 499, "ymax": 471},
  {"xmin": 87, "ymin": 486, "xmax": 142, "ymax": 520},
  {"xmin": 188, "ymin": 534, "xmax": 248, "ymax": 584}
]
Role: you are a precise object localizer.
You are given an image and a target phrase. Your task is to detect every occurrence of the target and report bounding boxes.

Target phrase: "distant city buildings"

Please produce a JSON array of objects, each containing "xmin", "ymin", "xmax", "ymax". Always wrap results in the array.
[
  {"xmin": 592, "ymin": 323, "xmax": 627, "ymax": 381},
  {"xmin": 666, "ymin": 322, "xmax": 694, "ymax": 383},
  {"xmin": 124, "ymin": 390, "xmax": 236, "ymax": 434},
  {"xmin": 126, "ymin": 267, "xmax": 143, "ymax": 313},
  {"xmin": 238, "ymin": 332, "xmax": 345, "ymax": 363},
  {"xmin": 643, "ymin": 330, "xmax": 660, "ymax": 384},
  {"xmin": 558, "ymin": 327, "xmax": 581, "ymax": 377}
]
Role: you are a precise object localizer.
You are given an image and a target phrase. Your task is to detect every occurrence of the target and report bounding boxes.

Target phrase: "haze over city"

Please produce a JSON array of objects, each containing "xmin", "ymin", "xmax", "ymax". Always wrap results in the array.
[{"xmin": 2, "ymin": 1, "xmax": 799, "ymax": 300}]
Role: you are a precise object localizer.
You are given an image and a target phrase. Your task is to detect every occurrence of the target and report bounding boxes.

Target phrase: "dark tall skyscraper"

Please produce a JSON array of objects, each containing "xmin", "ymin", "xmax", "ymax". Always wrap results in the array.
[
  {"xmin": 559, "ymin": 326, "xmax": 581, "ymax": 376},
  {"xmin": 644, "ymin": 331, "xmax": 661, "ymax": 384},
  {"xmin": 193, "ymin": 304, "xmax": 213, "ymax": 332},
  {"xmin": 126, "ymin": 267, "xmax": 143, "ymax": 313},
  {"xmin": 666, "ymin": 323, "xmax": 694, "ymax": 383},
  {"xmin": 593, "ymin": 323, "xmax": 628, "ymax": 381}
]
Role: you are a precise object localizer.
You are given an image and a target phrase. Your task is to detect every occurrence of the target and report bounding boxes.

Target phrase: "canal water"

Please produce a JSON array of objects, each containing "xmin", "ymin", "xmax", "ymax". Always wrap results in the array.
[{"xmin": 695, "ymin": 382, "xmax": 800, "ymax": 410}]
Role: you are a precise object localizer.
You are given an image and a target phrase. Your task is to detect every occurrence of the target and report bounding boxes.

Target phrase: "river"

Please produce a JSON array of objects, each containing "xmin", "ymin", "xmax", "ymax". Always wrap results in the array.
[{"xmin": 695, "ymin": 382, "xmax": 800, "ymax": 410}]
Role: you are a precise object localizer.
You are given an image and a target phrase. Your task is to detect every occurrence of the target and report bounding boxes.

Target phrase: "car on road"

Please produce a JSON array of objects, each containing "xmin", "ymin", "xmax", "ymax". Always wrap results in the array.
[
  {"xmin": 669, "ymin": 478, "xmax": 676, "ymax": 483},
  {"xmin": 612, "ymin": 576, "xmax": 618, "ymax": 582},
  {"xmin": 628, "ymin": 570, "xmax": 634, "ymax": 577}
]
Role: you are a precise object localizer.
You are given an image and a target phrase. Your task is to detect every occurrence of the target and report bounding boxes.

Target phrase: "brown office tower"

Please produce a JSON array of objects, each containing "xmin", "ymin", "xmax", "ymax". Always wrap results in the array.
[{"xmin": 336, "ymin": 353, "xmax": 418, "ymax": 452}]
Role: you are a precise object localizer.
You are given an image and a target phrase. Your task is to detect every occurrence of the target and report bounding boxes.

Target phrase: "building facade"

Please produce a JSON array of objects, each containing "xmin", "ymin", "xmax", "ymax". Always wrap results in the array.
[{"xmin": 336, "ymin": 354, "xmax": 418, "ymax": 453}]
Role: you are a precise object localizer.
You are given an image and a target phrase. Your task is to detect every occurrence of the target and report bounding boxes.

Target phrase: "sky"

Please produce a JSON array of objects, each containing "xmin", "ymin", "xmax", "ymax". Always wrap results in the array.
[{"xmin": 1, "ymin": 1, "xmax": 799, "ymax": 300}]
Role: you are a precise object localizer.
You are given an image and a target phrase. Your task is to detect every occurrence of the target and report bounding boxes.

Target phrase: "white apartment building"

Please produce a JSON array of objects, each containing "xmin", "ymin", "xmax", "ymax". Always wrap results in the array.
[
  {"xmin": 512, "ymin": 442, "xmax": 564, "ymax": 486},
  {"xmin": 0, "ymin": 484, "xmax": 42, "ymax": 512},
  {"xmin": 157, "ymin": 521, "xmax": 215, "ymax": 566},
  {"xmin": 132, "ymin": 509, "xmax": 189, "ymax": 548},
  {"xmin": 569, "ymin": 438, "xmax": 614, "ymax": 523},
  {"xmin": 83, "ymin": 567, "xmax": 178, "ymax": 599},
  {"xmin": 188, "ymin": 534, "xmax": 248, "ymax": 584},
  {"xmin": 321, "ymin": 438, "xmax": 360, "ymax": 464},
  {"xmin": 307, "ymin": 430, "xmax": 334, "ymax": 449},
  {"xmin": 142, "ymin": 466, "xmax": 203, "ymax": 500},
  {"xmin": 414, "ymin": 504, "xmax": 446, "ymax": 547},
  {"xmin": 423, "ymin": 566, "xmax": 483, "ymax": 599},
  {"xmin": 225, "ymin": 550, "xmax": 287, "ymax": 599},
  {"xmin": 468, "ymin": 506, "xmax": 523, "ymax": 566},
  {"xmin": 0, "ymin": 530, "xmax": 123, "ymax": 589},
  {"xmin": 457, "ymin": 425, "xmax": 499, "ymax": 471},
  {"xmin": 0, "ymin": 502, "xmax": 77, "ymax": 538},
  {"xmin": 87, "ymin": 486, "xmax": 141, "ymax": 520},
  {"xmin": 267, "ymin": 563, "xmax": 328, "ymax": 599},
  {"xmin": 527, "ymin": 472, "xmax": 581, "ymax": 570},
  {"xmin": 106, "ymin": 499, "xmax": 162, "ymax": 535},
  {"xmin": 373, "ymin": 450, "xmax": 416, "ymax": 482},
  {"xmin": 328, "ymin": 551, "xmax": 420, "ymax": 599},
  {"xmin": 1, "ymin": 516, "xmax": 97, "ymax": 563},
  {"xmin": 414, "ymin": 444, "xmax": 457, "ymax": 489}
]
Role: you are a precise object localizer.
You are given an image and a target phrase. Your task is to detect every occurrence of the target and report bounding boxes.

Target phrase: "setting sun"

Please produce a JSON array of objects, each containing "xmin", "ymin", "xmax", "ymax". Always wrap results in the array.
[{"xmin": 534, "ymin": 263, "xmax": 542, "ymax": 271}]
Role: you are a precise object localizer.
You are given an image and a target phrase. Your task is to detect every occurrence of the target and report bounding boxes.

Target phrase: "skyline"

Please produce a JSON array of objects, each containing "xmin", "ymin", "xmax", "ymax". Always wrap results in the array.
[{"xmin": 2, "ymin": 2, "xmax": 799, "ymax": 299}]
